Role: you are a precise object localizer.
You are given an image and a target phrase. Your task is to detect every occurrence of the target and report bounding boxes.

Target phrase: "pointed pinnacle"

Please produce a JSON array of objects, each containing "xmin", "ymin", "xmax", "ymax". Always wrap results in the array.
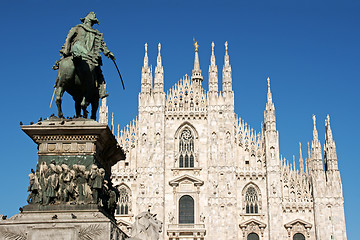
[
  {"xmin": 312, "ymin": 114, "xmax": 316, "ymax": 129},
  {"xmin": 312, "ymin": 114, "xmax": 319, "ymax": 141},
  {"xmin": 225, "ymin": 41, "xmax": 228, "ymax": 53}
]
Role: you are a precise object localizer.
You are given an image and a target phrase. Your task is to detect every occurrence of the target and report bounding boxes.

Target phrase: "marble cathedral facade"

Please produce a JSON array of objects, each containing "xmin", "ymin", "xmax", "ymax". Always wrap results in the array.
[{"xmin": 99, "ymin": 42, "xmax": 347, "ymax": 240}]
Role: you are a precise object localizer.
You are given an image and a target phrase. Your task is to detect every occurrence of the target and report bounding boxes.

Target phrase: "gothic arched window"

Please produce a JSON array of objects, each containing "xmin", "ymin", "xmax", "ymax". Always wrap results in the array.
[
  {"xmin": 116, "ymin": 186, "xmax": 131, "ymax": 215},
  {"xmin": 293, "ymin": 233, "xmax": 305, "ymax": 240},
  {"xmin": 179, "ymin": 195, "xmax": 194, "ymax": 224},
  {"xmin": 179, "ymin": 129, "xmax": 194, "ymax": 168},
  {"xmin": 247, "ymin": 233, "xmax": 259, "ymax": 240},
  {"xmin": 245, "ymin": 186, "xmax": 259, "ymax": 214}
]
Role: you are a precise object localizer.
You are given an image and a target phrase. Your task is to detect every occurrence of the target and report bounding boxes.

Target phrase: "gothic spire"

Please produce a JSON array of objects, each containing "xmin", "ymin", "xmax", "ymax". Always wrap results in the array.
[
  {"xmin": 267, "ymin": 77, "xmax": 273, "ymax": 103},
  {"xmin": 311, "ymin": 115, "xmax": 323, "ymax": 171},
  {"xmin": 98, "ymin": 84, "xmax": 109, "ymax": 125},
  {"xmin": 324, "ymin": 114, "xmax": 339, "ymax": 171},
  {"xmin": 325, "ymin": 114, "xmax": 334, "ymax": 144},
  {"xmin": 299, "ymin": 142, "xmax": 304, "ymax": 173},
  {"xmin": 144, "ymin": 42, "xmax": 148, "ymax": 67},
  {"xmin": 307, "ymin": 142, "xmax": 311, "ymax": 172},
  {"xmin": 154, "ymin": 43, "xmax": 164, "ymax": 93},
  {"xmin": 191, "ymin": 40, "xmax": 203, "ymax": 85},
  {"xmin": 264, "ymin": 77, "xmax": 276, "ymax": 132},
  {"xmin": 141, "ymin": 43, "xmax": 152, "ymax": 94},
  {"xmin": 208, "ymin": 42, "xmax": 218, "ymax": 95},
  {"xmin": 222, "ymin": 41, "xmax": 233, "ymax": 94}
]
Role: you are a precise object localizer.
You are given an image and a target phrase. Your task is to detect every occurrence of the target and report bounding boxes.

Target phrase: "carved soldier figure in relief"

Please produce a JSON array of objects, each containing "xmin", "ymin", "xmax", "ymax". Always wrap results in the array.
[
  {"xmin": 27, "ymin": 169, "xmax": 40, "ymax": 204},
  {"xmin": 58, "ymin": 164, "xmax": 75, "ymax": 202},
  {"xmin": 44, "ymin": 164, "xmax": 59, "ymax": 205},
  {"xmin": 74, "ymin": 164, "xmax": 91, "ymax": 203},
  {"xmin": 90, "ymin": 165, "xmax": 105, "ymax": 204}
]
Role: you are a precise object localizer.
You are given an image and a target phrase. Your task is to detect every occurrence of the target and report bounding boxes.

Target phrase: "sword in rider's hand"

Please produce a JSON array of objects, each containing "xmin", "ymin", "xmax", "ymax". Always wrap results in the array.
[
  {"xmin": 50, "ymin": 88, "xmax": 56, "ymax": 109},
  {"xmin": 111, "ymin": 58, "xmax": 125, "ymax": 90}
]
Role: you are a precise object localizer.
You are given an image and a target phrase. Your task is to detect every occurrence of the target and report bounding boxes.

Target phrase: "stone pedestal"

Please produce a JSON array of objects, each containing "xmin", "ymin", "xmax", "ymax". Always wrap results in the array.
[
  {"xmin": 21, "ymin": 117, "xmax": 125, "ymax": 175},
  {"xmin": 0, "ymin": 118, "xmax": 128, "ymax": 240},
  {"xmin": 0, "ymin": 207, "xmax": 127, "ymax": 240}
]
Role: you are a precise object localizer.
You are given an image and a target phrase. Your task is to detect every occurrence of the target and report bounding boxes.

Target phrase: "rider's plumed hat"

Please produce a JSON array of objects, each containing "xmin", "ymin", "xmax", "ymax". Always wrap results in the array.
[{"xmin": 81, "ymin": 12, "xmax": 99, "ymax": 25}]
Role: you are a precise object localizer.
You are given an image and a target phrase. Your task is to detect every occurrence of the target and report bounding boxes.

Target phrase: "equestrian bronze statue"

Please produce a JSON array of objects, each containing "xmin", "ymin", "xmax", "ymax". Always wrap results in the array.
[{"xmin": 52, "ymin": 12, "xmax": 115, "ymax": 120}]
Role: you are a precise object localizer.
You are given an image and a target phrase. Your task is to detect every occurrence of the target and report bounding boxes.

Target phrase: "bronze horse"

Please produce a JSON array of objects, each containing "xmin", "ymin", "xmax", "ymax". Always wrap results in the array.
[{"xmin": 54, "ymin": 56, "xmax": 99, "ymax": 120}]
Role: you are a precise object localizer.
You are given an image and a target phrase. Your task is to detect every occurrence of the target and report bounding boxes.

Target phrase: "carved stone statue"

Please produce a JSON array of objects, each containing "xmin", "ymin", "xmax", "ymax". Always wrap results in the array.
[
  {"xmin": 58, "ymin": 164, "xmax": 75, "ymax": 202},
  {"xmin": 27, "ymin": 169, "xmax": 40, "ymax": 204},
  {"xmin": 53, "ymin": 12, "xmax": 115, "ymax": 120},
  {"xmin": 90, "ymin": 165, "xmax": 105, "ymax": 204},
  {"xmin": 44, "ymin": 164, "xmax": 59, "ymax": 205},
  {"xmin": 74, "ymin": 164, "xmax": 91, "ymax": 203},
  {"xmin": 129, "ymin": 210, "xmax": 163, "ymax": 240}
]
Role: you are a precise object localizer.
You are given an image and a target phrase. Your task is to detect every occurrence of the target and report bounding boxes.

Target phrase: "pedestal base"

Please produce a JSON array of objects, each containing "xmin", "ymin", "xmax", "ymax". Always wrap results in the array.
[{"xmin": 0, "ymin": 207, "xmax": 128, "ymax": 240}]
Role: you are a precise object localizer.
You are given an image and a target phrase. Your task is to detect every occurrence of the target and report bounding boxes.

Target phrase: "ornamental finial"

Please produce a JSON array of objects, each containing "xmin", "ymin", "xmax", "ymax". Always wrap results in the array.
[
  {"xmin": 225, "ymin": 41, "xmax": 228, "ymax": 53},
  {"xmin": 145, "ymin": 43, "xmax": 148, "ymax": 53},
  {"xmin": 326, "ymin": 114, "xmax": 330, "ymax": 127},
  {"xmin": 158, "ymin": 43, "xmax": 161, "ymax": 53},
  {"xmin": 193, "ymin": 38, "xmax": 199, "ymax": 52}
]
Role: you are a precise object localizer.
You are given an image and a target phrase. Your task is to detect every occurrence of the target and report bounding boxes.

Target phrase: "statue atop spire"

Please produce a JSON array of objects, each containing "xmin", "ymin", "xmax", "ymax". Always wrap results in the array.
[
  {"xmin": 312, "ymin": 114, "xmax": 318, "ymax": 141},
  {"xmin": 208, "ymin": 41, "xmax": 218, "ymax": 95},
  {"xmin": 222, "ymin": 41, "xmax": 233, "ymax": 95},
  {"xmin": 325, "ymin": 114, "xmax": 333, "ymax": 142},
  {"xmin": 194, "ymin": 38, "xmax": 199, "ymax": 52},
  {"xmin": 191, "ymin": 39, "xmax": 203, "ymax": 84},
  {"xmin": 144, "ymin": 43, "xmax": 149, "ymax": 67},
  {"xmin": 267, "ymin": 77, "xmax": 273, "ymax": 103},
  {"xmin": 154, "ymin": 42, "xmax": 164, "ymax": 93},
  {"xmin": 211, "ymin": 42, "xmax": 216, "ymax": 66},
  {"xmin": 312, "ymin": 114, "xmax": 316, "ymax": 128},
  {"xmin": 141, "ymin": 43, "xmax": 151, "ymax": 94},
  {"xmin": 157, "ymin": 43, "xmax": 162, "ymax": 66}
]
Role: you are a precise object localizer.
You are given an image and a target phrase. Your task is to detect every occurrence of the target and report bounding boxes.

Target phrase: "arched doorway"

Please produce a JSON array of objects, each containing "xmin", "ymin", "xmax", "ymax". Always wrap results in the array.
[
  {"xmin": 179, "ymin": 195, "xmax": 194, "ymax": 224},
  {"xmin": 247, "ymin": 232, "xmax": 259, "ymax": 240},
  {"xmin": 293, "ymin": 233, "xmax": 305, "ymax": 240}
]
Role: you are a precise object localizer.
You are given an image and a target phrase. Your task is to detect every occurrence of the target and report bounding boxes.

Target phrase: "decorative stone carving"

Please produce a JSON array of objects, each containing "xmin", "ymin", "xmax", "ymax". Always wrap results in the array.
[
  {"xmin": 239, "ymin": 219, "xmax": 266, "ymax": 238},
  {"xmin": 26, "ymin": 162, "xmax": 118, "ymax": 216},
  {"xmin": 168, "ymin": 212, "xmax": 174, "ymax": 223},
  {"xmin": 79, "ymin": 224, "xmax": 104, "ymax": 240},
  {"xmin": 284, "ymin": 219, "xmax": 312, "ymax": 239},
  {"xmin": 129, "ymin": 210, "xmax": 162, "ymax": 240},
  {"xmin": 0, "ymin": 228, "xmax": 26, "ymax": 240}
]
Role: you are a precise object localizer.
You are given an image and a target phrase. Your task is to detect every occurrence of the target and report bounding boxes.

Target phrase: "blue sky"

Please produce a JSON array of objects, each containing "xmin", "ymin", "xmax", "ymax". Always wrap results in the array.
[{"xmin": 1, "ymin": 0, "xmax": 359, "ymax": 238}]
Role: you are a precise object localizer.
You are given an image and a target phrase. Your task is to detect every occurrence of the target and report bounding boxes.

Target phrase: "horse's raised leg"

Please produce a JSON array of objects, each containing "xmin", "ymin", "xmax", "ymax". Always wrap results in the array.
[
  {"xmin": 90, "ymin": 99, "xmax": 99, "ymax": 120},
  {"xmin": 55, "ymin": 86, "xmax": 65, "ymax": 118}
]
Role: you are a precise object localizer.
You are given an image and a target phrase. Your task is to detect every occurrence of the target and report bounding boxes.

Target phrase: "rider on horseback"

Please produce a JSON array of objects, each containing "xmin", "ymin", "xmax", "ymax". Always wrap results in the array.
[{"xmin": 56, "ymin": 12, "xmax": 115, "ymax": 99}]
